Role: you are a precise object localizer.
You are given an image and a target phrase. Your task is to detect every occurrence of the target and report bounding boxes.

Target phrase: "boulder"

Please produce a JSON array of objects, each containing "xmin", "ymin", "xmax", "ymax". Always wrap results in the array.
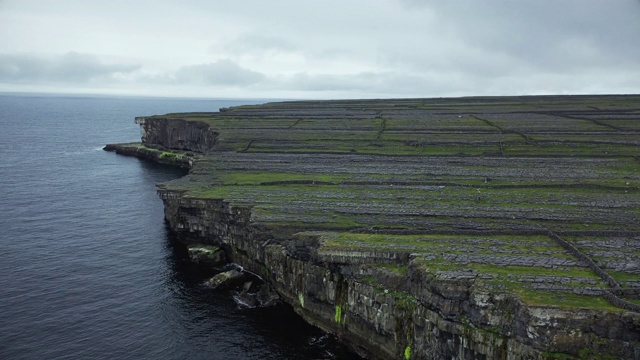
[
  {"xmin": 255, "ymin": 283, "xmax": 280, "ymax": 307},
  {"xmin": 233, "ymin": 282, "xmax": 280, "ymax": 308},
  {"xmin": 205, "ymin": 269, "xmax": 245, "ymax": 289},
  {"xmin": 187, "ymin": 244, "xmax": 226, "ymax": 266}
]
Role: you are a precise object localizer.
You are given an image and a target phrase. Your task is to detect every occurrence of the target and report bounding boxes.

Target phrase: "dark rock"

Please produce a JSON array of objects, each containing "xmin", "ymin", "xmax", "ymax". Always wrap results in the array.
[
  {"xmin": 187, "ymin": 244, "xmax": 226, "ymax": 266},
  {"xmin": 233, "ymin": 281, "xmax": 280, "ymax": 308},
  {"xmin": 205, "ymin": 269, "xmax": 245, "ymax": 289},
  {"xmin": 135, "ymin": 117, "xmax": 218, "ymax": 153},
  {"xmin": 256, "ymin": 283, "xmax": 280, "ymax": 307}
]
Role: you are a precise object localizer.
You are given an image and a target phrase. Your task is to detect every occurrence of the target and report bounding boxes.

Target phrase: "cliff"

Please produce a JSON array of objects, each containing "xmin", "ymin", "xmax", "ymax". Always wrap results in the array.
[
  {"xmin": 106, "ymin": 95, "xmax": 640, "ymax": 360},
  {"xmin": 135, "ymin": 116, "xmax": 218, "ymax": 153}
]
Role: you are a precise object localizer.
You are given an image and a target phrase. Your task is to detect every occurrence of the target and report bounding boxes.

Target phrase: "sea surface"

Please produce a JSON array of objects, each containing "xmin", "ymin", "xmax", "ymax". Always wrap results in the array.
[{"xmin": 0, "ymin": 94, "xmax": 361, "ymax": 360}]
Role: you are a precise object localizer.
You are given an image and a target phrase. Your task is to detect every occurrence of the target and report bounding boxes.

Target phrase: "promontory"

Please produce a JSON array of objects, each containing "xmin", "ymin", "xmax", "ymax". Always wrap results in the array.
[{"xmin": 105, "ymin": 95, "xmax": 640, "ymax": 360}]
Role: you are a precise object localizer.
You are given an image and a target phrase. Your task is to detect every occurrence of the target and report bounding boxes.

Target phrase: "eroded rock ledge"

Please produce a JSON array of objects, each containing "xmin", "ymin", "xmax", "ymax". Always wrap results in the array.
[{"xmin": 107, "ymin": 96, "xmax": 640, "ymax": 360}]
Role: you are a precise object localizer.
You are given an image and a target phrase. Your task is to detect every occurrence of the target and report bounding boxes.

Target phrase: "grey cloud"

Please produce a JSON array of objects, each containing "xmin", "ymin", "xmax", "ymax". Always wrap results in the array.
[
  {"xmin": 1, "ymin": 0, "xmax": 637, "ymax": 98},
  {"xmin": 463, "ymin": 1, "xmax": 640, "ymax": 71},
  {"xmin": 224, "ymin": 34, "xmax": 298, "ymax": 55},
  {"xmin": 0, "ymin": 52, "xmax": 140, "ymax": 83},
  {"xmin": 392, "ymin": 0, "xmax": 640, "ymax": 75},
  {"xmin": 171, "ymin": 59, "xmax": 265, "ymax": 86},
  {"xmin": 277, "ymin": 71, "xmax": 467, "ymax": 95},
  {"xmin": 224, "ymin": 32, "xmax": 361, "ymax": 64},
  {"xmin": 285, "ymin": 72, "xmax": 380, "ymax": 91},
  {"xmin": 274, "ymin": 65, "xmax": 631, "ymax": 98}
]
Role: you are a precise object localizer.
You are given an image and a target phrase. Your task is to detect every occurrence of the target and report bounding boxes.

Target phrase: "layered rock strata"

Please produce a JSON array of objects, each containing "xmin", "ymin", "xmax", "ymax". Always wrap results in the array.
[{"xmin": 135, "ymin": 116, "xmax": 218, "ymax": 153}]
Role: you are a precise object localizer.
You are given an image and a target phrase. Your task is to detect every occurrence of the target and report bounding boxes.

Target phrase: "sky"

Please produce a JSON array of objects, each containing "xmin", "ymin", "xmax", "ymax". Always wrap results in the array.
[{"xmin": 0, "ymin": 0, "xmax": 639, "ymax": 99}]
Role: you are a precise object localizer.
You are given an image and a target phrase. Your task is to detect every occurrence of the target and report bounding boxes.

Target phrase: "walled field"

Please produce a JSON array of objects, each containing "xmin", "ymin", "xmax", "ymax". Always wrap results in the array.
[{"xmin": 156, "ymin": 95, "xmax": 640, "ymax": 311}]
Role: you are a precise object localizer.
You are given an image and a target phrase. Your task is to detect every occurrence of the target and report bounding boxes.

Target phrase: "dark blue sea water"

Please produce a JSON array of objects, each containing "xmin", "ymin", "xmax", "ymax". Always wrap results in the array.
[{"xmin": 0, "ymin": 94, "xmax": 360, "ymax": 360}]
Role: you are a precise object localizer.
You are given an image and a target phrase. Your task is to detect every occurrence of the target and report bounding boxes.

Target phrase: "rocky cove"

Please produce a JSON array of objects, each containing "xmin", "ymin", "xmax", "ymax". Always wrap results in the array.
[{"xmin": 106, "ymin": 96, "xmax": 640, "ymax": 360}]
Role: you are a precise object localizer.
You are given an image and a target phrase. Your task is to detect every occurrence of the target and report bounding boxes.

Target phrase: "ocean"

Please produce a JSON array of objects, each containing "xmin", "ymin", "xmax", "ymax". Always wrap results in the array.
[{"xmin": 0, "ymin": 94, "xmax": 360, "ymax": 360}]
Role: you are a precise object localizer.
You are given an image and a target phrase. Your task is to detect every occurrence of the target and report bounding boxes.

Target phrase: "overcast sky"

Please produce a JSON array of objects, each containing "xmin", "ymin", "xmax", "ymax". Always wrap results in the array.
[{"xmin": 1, "ymin": 0, "xmax": 639, "ymax": 99}]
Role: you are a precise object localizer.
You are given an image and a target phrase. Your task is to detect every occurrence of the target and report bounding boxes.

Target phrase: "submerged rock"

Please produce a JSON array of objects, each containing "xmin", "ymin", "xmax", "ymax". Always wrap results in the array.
[
  {"xmin": 234, "ymin": 282, "xmax": 281, "ymax": 308},
  {"xmin": 187, "ymin": 244, "xmax": 226, "ymax": 266},
  {"xmin": 205, "ymin": 269, "xmax": 245, "ymax": 289}
]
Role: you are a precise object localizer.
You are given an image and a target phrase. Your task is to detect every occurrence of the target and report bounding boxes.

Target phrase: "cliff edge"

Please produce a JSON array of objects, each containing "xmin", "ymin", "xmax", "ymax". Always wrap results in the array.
[{"xmin": 106, "ymin": 95, "xmax": 640, "ymax": 360}]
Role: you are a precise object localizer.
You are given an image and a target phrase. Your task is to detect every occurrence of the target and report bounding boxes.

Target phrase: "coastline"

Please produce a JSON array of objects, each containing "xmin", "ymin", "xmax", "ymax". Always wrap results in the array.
[{"xmin": 106, "ymin": 95, "xmax": 640, "ymax": 360}]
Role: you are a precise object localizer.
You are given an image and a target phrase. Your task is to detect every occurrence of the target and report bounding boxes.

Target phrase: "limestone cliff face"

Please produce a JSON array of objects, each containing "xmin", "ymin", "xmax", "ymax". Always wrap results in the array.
[
  {"xmin": 135, "ymin": 116, "xmax": 218, "ymax": 152},
  {"xmin": 157, "ymin": 191, "xmax": 640, "ymax": 360}
]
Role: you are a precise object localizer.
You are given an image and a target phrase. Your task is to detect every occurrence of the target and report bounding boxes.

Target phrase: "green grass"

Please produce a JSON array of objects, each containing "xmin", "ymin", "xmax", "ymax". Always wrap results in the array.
[
  {"xmin": 340, "ymin": 241, "xmax": 616, "ymax": 310},
  {"xmin": 419, "ymin": 261, "xmax": 601, "ymax": 281},
  {"xmin": 160, "ymin": 151, "xmax": 179, "ymax": 159},
  {"xmin": 414, "ymin": 258, "xmax": 617, "ymax": 310},
  {"xmin": 627, "ymin": 298, "xmax": 640, "ymax": 305},
  {"xmin": 175, "ymin": 179, "xmax": 639, "ymax": 234},
  {"xmin": 216, "ymin": 172, "xmax": 346, "ymax": 185},
  {"xmin": 606, "ymin": 271, "xmax": 640, "ymax": 284},
  {"xmin": 322, "ymin": 232, "xmax": 557, "ymax": 252},
  {"xmin": 513, "ymin": 287, "xmax": 618, "ymax": 311}
]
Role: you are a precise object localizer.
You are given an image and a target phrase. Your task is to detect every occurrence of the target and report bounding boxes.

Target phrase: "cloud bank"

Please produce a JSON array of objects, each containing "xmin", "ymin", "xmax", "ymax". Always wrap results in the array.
[
  {"xmin": 0, "ymin": 0, "xmax": 638, "ymax": 98},
  {"xmin": 0, "ymin": 52, "xmax": 140, "ymax": 83}
]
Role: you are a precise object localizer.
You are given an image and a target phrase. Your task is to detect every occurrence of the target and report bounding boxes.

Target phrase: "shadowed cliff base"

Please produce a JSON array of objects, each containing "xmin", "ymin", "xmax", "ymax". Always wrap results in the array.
[{"xmin": 106, "ymin": 95, "xmax": 640, "ymax": 360}]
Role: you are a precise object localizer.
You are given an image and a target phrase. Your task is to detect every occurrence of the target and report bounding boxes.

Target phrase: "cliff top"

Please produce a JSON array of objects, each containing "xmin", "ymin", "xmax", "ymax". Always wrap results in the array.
[{"xmin": 137, "ymin": 95, "xmax": 640, "ymax": 312}]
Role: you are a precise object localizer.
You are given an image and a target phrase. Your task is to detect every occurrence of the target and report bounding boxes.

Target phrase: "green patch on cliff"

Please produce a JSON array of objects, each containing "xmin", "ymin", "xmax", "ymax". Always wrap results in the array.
[
  {"xmin": 160, "ymin": 151, "xmax": 180, "ymax": 159},
  {"xmin": 334, "ymin": 305, "xmax": 344, "ymax": 325},
  {"xmin": 394, "ymin": 291, "xmax": 417, "ymax": 312},
  {"xmin": 404, "ymin": 346, "xmax": 411, "ymax": 360}
]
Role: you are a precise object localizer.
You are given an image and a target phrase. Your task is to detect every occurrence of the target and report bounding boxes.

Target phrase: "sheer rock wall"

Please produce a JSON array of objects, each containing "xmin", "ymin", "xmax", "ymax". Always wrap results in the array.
[{"xmin": 135, "ymin": 116, "xmax": 218, "ymax": 153}]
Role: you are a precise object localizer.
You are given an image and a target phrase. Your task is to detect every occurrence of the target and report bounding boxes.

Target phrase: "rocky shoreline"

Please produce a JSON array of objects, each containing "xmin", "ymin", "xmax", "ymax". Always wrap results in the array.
[{"xmin": 106, "ymin": 95, "xmax": 640, "ymax": 360}]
